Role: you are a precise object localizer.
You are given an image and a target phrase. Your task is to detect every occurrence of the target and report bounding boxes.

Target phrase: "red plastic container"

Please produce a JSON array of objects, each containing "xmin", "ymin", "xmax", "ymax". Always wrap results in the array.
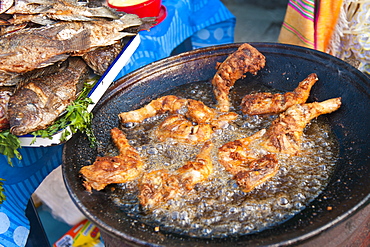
[{"xmin": 107, "ymin": 0, "xmax": 162, "ymax": 18}]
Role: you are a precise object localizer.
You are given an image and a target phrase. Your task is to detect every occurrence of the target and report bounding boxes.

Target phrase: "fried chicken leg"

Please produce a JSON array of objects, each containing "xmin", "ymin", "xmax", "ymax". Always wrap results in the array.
[
  {"xmin": 119, "ymin": 95, "xmax": 188, "ymax": 123},
  {"xmin": 261, "ymin": 97, "xmax": 342, "ymax": 155},
  {"xmin": 241, "ymin": 73, "xmax": 318, "ymax": 115},
  {"xmin": 80, "ymin": 128, "xmax": 144, "ymax": 192},
  {"xmin": 218, "ymin": 98, "xmax": 342, "ymax": 192},
  {"xmin": 177, "ymin": 141, "xmax": 214, "ymax": 190},
  {"xmin": 139, "ymin": 141, "xmax": 214, "ymax": 209},
  {"xmin": 212, "ymin": 43, "xmax": 266, "ymax": 112}
]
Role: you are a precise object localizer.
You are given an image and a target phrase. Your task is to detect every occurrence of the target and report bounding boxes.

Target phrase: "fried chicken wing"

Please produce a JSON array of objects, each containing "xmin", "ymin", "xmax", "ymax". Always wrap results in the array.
[
  {"xmin": 186, "ymin": 99, "xmax": 217, "ymax": 123},
  {"xmin": 80, "ymin": 127, "xmax": 144, "ymax": 192},
  {"xmin": 155, "ymin": 111, "xmax": 238, "ymax": 144},
  {"xmin": 241, "ymin": 73, "xmax": 318, "ymax": 115},
  {"xmin": 261, "ymin": 97, "xmax": 342, "ymax": 154},
  {"xmin": 120, "ymin": 95, "xmax": 238, "ymax": 144},
  {"xmin": 212, "ymin": 43, "xmax": 266, "ymax": 112},
  {"xmin": 218, "ymin": 98, "xmax": 342, "ymax": 192},
  {"xmin": 139, "ymin": 141, "xmax": 214, "ymax": 209}
]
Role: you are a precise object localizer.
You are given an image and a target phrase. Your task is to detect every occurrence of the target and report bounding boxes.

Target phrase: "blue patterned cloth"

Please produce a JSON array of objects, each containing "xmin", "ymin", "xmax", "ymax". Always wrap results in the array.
[{"xmin": 0, "ymin": 1, "xmax": 235, "ymax": 246}]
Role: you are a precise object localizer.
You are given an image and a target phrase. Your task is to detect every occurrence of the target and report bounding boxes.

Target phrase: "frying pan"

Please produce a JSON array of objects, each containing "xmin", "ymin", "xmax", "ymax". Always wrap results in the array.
[{"xmin": 62, "ymin": 43, "xmax": 370, "ymax": 246}]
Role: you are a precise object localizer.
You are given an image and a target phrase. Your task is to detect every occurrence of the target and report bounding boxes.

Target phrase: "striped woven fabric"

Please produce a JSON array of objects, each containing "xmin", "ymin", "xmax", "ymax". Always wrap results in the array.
[
  {"xmin": 278, "ymin": 0, "xmax": 344, "ymax": 53},
  {"xmin": 278, "ymin": 0, "xmax": 315, "ymax": 49}
]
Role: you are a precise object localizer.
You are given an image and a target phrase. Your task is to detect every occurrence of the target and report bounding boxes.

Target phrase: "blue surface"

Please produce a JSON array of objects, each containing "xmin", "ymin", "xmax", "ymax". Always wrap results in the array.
[
  {"xmin": 0, "ymin": 1, "xmax": 235, "ymax": 246},
  {"xmin": 36, "ymin": 207, "xmax": 71, "ymax": 245}
]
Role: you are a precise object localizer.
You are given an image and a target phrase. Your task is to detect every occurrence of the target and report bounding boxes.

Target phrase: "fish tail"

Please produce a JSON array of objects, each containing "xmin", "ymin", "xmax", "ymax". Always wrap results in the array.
[{"xmin": 89, "ymin": 7, "xmax": 119, "ymax": 19}]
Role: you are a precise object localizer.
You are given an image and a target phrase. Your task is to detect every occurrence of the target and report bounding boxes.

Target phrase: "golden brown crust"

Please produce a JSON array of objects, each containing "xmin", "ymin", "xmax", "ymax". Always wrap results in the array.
[
  {"xmin": 212, "ymin": 43, "xmax": 266, "ymax": 112},
  {"xmin": 241, "ymin": 73, "xmax": 318, "ymax": 115},
  {"xmin": 80, "ymin": 127, "xmax": 144, "ymax": 192},
  {"xmin": 119, "ymin": 95, "xmax": 188, "ymax": 123},
  {"xmin": 139, "ymin": 141, "xmax": 214, "ymax": 209},
  {"xmin": 233, "ymin": 154, "xmax": 279, "ymax": 192},
  {"xmin": 218, "ymin": 98, "xmax": 341, "ymax": 192},
  {"xmin": 261, "ymin": 97, "xmax": 342, "ymax": 154},
  {"xmin": 155, "ymin": 114, "xmax": 213, "ymax": 144},
  {"xmin": 139, "ymin": 169, "xmax": 181, "ymax": 209}
]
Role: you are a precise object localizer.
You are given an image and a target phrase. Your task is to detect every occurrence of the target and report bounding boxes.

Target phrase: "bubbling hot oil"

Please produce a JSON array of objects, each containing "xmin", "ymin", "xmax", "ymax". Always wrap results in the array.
[{"xmin": 111, "ymin": 81, "xmax": 339, "ymax": 238}]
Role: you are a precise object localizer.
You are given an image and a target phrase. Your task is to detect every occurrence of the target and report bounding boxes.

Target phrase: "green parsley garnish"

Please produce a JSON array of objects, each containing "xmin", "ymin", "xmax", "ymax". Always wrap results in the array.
[
  {"xmin": 0, "ymin": 130, "xmax": 22, "ymax": 165},
  {"xmin": 30, "ymin": 80, "xmax": 97, "ymax": 146},
  {"xmin": 0, "ymin": 178, "xmax": 5, "ymax": 204}
]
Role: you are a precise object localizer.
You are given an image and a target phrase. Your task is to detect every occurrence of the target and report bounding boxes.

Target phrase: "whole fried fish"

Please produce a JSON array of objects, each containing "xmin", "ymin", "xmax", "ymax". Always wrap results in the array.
[
  {"xmin": 5, "ymin": 0, "xmax": 119, "ymax": 21},
  {"xmin": 0, "ymin": 87, "xmax": 13, "ymax": 131},
  {"xmin": 8, "ymin": 57, "xmax": 89, "ymax": 136},
  {"xmin": 0, "ymin": 25, "xmax": 89, "ymax": 74},
  {"xmin": 0, "ymin": 14, "xmax": 142, "ymax": 75},
  {"xmin": 0, "ymin": 60, "xmax": 68, "ymax": 86},
  {"xmin": 82, "ymin": 41, "xmax": 124, "ymax": 75}
]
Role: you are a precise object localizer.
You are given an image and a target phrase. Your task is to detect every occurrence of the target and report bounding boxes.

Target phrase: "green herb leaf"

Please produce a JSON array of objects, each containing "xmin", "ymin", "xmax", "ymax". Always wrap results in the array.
[
  {"xmin": 0, "ymin": 178, "xmax": 5, "ymax": 204},
  {"xmin": 0, "ymin": 130, "xmax": 21, "ymax": 165}
]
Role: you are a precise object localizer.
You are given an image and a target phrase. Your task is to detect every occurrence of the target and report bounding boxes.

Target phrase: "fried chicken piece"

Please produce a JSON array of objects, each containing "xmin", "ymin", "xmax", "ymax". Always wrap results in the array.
[
  {"xmin": 139, "ymin": 141, "xmax": 214, "ymax": 209},
  {"xmin": 212, "ymin": 43, "xmax": 266, "ymax": 112},
  {"xmin": 186, "ymin": 99, "xmax": 217, "ymax": 123},
  {"xmin": 155, "ymin": 112, "xmax": 238, "ymax": 144},
  {"xmin": 261, "ymin": 97, "xmax": 342, "ymax": 155},
  {"xmin": 80, "ymin": 127, "xmax": 144, "ymax": 192},
  {"xmin": 177, "ymin": 141, "xmax": 214, "ymax": 190},
  {"xmin": 139, "ymin": 169, "xmax": 181, "ymax": 209},
  {"xmin": 241, "ymin": 73, "xmax": 318, "ymax": 115},
  {"xmin": 119, "ymin": 95, "xmax": 188, "ymax": 123},
  {"xmin": 119, "ymin": 96, "xmax": 216, "ymax": 124},
  {"xmin": 218, "ymin": 98, "xmax": 342, "ymax": 192},
  {"xmin": 218, "ymin": 129, "xmax": 279, "ymax": 192},
  {"xmin": 155, "ymin": 114, "xmax": 213, "ymax": 144}
]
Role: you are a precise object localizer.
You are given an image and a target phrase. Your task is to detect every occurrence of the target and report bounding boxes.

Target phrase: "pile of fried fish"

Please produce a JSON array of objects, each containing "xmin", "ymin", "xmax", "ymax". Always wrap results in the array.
[{"xmin": 0, "ymin": 0, "xmax": 154, "ymax": 136}]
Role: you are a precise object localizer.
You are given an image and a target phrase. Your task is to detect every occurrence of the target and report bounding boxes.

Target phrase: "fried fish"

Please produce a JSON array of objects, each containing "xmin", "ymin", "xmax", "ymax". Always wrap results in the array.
[
  {"xmin": 5, "ymin": 0, "xmax": 119, "ymax": 21},
  {"xmin": 0, "ymin": 14, "xmax": 142, "ymax": 75},
  {"xmin": 8, "ymin": 57, "xmax": 89, "ymax": 136},
  {"xmin": 0, "ymin": 87, "xmax": 13, "ymax": 131}
]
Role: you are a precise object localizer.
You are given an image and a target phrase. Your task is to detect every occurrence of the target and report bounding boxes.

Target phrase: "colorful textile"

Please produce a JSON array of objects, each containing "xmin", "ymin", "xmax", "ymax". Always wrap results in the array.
[
  {"xmin": 279, "ymin": 0, "xmax": 369, "ymax": 76},
  {"xmin": 315, "ymin": 0, "xmax": 344, "ymax": 52},
  {"xmin": 279, "ymin": 0, "xmax": 344, "ymax": 52},
  {"xmin": 278, "ymin": 0, "xmax": 316, "ymax": 49}
]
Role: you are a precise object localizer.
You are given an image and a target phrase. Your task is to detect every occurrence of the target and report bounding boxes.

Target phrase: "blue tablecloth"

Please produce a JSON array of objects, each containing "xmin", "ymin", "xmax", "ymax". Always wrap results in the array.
[{"xmin": 0, "ymin": 0, "xmax": 235, "ymax": 246}]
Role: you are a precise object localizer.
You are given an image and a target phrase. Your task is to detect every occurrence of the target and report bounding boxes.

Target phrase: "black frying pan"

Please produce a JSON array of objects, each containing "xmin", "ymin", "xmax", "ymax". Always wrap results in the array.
[{"xmin": 62, "ymin": 43, "xmax": 370, "ymax": 246}]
